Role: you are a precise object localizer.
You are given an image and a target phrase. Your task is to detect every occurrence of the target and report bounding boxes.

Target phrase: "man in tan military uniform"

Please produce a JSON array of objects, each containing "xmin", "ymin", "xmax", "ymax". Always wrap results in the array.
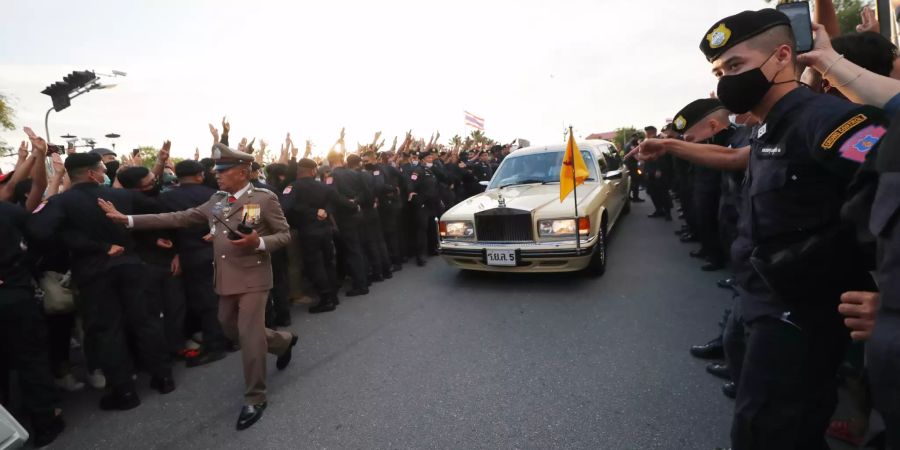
[{"xmin": 98, "ymin": 143, "xmax": 296, "ymax": 430}]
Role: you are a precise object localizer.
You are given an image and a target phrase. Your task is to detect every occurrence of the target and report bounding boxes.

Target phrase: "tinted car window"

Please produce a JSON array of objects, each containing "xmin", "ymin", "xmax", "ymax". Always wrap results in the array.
[{"xmin": 488, "ymin": 150, "xmax": 598, "ymax": 189}]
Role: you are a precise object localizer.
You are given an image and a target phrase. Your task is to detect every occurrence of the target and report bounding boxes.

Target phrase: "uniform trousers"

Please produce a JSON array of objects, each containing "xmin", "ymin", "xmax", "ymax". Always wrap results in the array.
[
  {"xmin": 180, "ymin": 258, "xmax": 228, "ymax": 351},
  {"xmin": 218, "ymin": 290, "xmax": 293, "ymax": 405},
  {"xmin": 78, "ymin": 263, "xmax": 171, "ymax": 392},
  {"xmin": 299, "ymin": 231, "xmax": 338, "ymax": 299},
  {"xmin": 0, "ymin": 286, "xmax": 59, "ymax": 421},
  {"xmin": 731, "ymin": 310, "xmax": 848, "ymax": 450}
]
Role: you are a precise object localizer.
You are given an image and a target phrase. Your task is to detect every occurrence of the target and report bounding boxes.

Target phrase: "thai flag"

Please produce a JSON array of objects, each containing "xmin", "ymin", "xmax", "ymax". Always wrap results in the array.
[{"xmin": 464, "ymin": 111, "xmax": 484, "ymax": 130}]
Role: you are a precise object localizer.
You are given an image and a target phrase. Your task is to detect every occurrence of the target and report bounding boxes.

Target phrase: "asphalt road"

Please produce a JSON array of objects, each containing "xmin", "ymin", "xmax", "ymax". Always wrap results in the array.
[{"xmin": 54, "ymin": 199, "xmax": 737, "ymax": 450}]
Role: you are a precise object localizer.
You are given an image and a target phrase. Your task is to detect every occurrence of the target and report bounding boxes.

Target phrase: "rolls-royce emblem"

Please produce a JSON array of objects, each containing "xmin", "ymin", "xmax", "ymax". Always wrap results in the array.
[{"xmin": 497, "ymin": 193, "xmax": 507, "ymax": 208}]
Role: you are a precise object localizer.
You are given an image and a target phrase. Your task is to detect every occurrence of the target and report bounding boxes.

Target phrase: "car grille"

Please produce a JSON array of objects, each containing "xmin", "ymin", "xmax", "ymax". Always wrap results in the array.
[{"xmin": 474, "ymin": 208, "xmax": 533, "ymax": 242}]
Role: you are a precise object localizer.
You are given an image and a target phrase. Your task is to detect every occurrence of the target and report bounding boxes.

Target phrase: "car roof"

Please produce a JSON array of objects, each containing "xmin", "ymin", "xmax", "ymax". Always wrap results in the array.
[{"xmin": 510, "ymin": 140, "xmax": 613, "ymax": 157}]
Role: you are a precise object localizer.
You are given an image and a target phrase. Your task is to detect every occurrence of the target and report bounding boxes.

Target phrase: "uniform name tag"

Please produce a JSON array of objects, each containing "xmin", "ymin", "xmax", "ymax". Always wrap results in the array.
[{"xmin": 759, "ymin": 146, "xmax": 784, "ymax": 157}]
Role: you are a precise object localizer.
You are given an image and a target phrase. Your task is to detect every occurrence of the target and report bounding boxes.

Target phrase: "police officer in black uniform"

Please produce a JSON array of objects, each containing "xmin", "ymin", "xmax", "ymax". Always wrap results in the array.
[
  {"xmin": 623, "ymin": 134, "xmax": 645, "ymax": 202},
  {"xmin": 282, "ymin": 158, "xmax": 359, "ymax": 313},
  {"xmin": 377, "ymin": 151, "xmax": 406, "ymax": 271},
  {"xmin": 327, "ymin": 151, "xmax": 369, "ymax": 296},
  {"xmin": 158, "ymin": 160, "xmax": 230, "ymax": 367},
  {"xmin": 642, "ymin": 126, "xmax": 674, "ymax": 220},
  {"xmin": 29, "ymin": 153, "xmax": 175, "ymax": 410},
  {"xmin": 638, "ymin": 10, "xmax": 887, "ymax": 448},
  {"xmin": 407, "ymin": 151, "xmax": 442, "ymax": 266},
  {"xmin": 349, "ymin": 153, "xmax": 392, "ymax": 282}
]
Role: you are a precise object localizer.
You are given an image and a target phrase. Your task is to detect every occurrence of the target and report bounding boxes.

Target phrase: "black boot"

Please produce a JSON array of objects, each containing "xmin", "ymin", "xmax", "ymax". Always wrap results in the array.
[{"xmin": 690, "ymin": 337, "xmax": 725, "ymax": 360}]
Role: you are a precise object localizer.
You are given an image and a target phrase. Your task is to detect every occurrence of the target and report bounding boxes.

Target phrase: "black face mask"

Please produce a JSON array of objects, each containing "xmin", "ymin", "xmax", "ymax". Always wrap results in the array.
[
  {"xmin": 716, "ymin": 51, "xmax": 791, "ymax": 114},
  {"xmin": 105, "ymin": 161, "xmax": 120, "ymax": 180},
  {"xmin": 364, "ymin": 163, "xmax": 378, "ymax": 171}
]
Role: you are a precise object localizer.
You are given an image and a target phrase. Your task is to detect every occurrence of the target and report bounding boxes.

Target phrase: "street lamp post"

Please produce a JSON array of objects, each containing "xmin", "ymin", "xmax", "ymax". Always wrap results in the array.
[
  {"xmin": 105, "ymin": 133, "xmax": 121, "ymax": 152},
  {"xmin": 40, "ymin": 70, "xmax": 126, "ymax": 142}
]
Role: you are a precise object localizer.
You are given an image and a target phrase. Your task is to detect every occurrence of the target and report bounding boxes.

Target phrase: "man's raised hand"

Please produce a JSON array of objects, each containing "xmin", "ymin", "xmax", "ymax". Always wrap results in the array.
[
  {"xmin": 209, "ymin": 123, "xmax": 220, "ymax": 143},
  {"xmin": 159, "ymin": 140, "xmax": 171, "ymax": 163},
  {"xmin": 24, "ymin": 127, "xmax": 48, "ymax": 157}
]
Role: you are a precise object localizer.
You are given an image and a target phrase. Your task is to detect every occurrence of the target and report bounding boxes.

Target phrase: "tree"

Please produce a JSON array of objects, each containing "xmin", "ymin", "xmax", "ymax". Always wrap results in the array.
[
  {"xmin": 613, "ymin": 127, "xmax": 645, "ymax": 152},
  {"xmin": 0, "ymin": 94, "xmax": 15, "ymax": 131}
]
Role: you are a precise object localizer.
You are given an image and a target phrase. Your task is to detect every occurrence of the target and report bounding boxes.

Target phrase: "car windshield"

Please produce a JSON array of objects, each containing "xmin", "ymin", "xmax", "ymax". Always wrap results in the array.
[{"xmin": 488, "ymin": 150, "xmax": 598, "ymax": 189}]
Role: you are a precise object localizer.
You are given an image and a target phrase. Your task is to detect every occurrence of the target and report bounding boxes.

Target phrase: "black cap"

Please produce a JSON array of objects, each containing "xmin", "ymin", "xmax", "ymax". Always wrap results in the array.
[
  {"xmin": 175, "ymin": 160, "xmax": 204, "ymax": 178},
  {"xmin": 298, "ymin": 158, "xmax": 318, "ymax": 170},
  {"xmin": 64, "ymin": 152, "xmax": 102, "ymax": 172},
  {"xmin": 672, "ymin": 98, "xmax": 726, "ymax": 133},
  {"xmin": 89, "ymin": 147, "xmax": 116, "ymax": 157},
  {"xmin": 700, "ymin": 9, "xmax": 791, "ymax": 62}
]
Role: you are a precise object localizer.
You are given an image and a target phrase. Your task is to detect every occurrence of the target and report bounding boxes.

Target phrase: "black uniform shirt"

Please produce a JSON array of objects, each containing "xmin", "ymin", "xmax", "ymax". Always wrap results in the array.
[
  {"xmin": 734, "ymin": 87, "xmax": 889, "ymax": 320},
  {"xmin": 0, "ymin": 201, "xmax": 31, "ymax": 290}
]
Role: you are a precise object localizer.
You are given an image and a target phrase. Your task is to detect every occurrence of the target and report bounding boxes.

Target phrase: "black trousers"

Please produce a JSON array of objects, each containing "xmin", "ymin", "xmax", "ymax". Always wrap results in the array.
[
  {"xmin": 381, "ymin": 205, "xmax": 402, "ymax": 265},
  {"xmin": 299, "ymin": 231, "xmax": 338, "ymax": 300},
  {"xmin": 45, "ymin": 312, "xmax": 75, "ymax": 376},
  {"xmin": 78, "ymin": 264, "xmax": 171, "ymax": 391},
  {"xmin": 361, "ymin": 209, "xmax": 391, "ymax": 277},
  {"xmin": 411, "ymin": 199, "xmax": 438, "ymax": 260},
  {"xmin": 180, "ymin": 258, "xmax": 228, "ymax": 351},
  {"xmin": 0, "ymin": 286, "xmax": 59, "ymax": 420},
  {"xmin": 628, "ymin": 172, "xmax": 642, "ymax": 199},
  {"xmin": 694, "ymin": 188, "xmax": 725, "ymax": 263},
  {"xmin": 270, "ymin": 248, "xmax": 290, "ymax": 320},
  {"xmin": 143, "ymin": 264, "xmax": 186, "ymax": 354},
  {"xmin": 334, "ymin": 222, "xmax": 368, "ymax": 290},
  {"xmin": 732, "ymin": 312, "xmax": 848, "ymax": 450},
  {"xmin": 645, "ymin": 176, "xmax": 672, "ymax": 213},
  {"xmin": 722, "ymin": 299, "xmax": 746, "ymax": 385}
]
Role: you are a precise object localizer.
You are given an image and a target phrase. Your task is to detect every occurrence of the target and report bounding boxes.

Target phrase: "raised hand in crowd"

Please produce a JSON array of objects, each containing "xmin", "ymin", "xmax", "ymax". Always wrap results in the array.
[
  {"xmin": 152, "ymin": 140, "xmax": 171, "ymax": 178},
  {"xmin": 194, "ymin": 147, "xmax": 200, "ymax": 161},
  {"xmin": 238, "ymin": 137, "xmax": 248, "ymax": 153},
  {"xmin": 304, "ymin": 140, "xmax": 313, "ymax": 158},
  {"xmin": 47, "ymin": 153, "xmax": 67, "ymax": 197},
  {"xmin": 23, "ymin": 126, "xmax": 48, "ymax": 212},
  {"xmin": 856, "ymin": 6, "xmax": 879, "ymax": 33},
  {"xmin": 209, "ymin": 123, "xmax": 220, "ymax": 145}
]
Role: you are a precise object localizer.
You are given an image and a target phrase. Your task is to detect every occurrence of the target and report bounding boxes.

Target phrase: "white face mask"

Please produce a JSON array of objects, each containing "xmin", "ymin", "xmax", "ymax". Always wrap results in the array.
[
  {"xmin": 410, "ymin": 160, "xmax": 419, "ymax": 166},
  {"xmin": 425, "ymin": 162, "xmax": 433, "ymax": 168},
  {"xmin": 728, "ymin": 114, "xmax": 738, "ymax": 126}
]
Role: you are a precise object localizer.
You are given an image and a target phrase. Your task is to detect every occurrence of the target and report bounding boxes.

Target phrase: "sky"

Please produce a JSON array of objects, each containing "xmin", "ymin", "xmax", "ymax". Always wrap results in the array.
[{"xmin": 0, "ymin": 0, "xmax": 768, "ymax": 169}]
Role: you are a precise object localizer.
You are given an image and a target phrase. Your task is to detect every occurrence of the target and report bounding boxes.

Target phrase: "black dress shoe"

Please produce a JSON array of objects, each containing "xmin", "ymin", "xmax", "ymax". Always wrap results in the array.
[
  {"xmin": 722, "ymin": 382, "xmax": 737, "ymax": 399},
  {"xmin": 701, "ymin": 262, "xmax": 726, "ymax": 272},
  {"xmin": 276, "ymin": 335, "xmax": 299, "ymax": 370},
  {"xmin": 680, "ymin": 234, "xmax": 698, "ymax": 243},
  {"xmin": 690, "ymin": 338, "xmax": 725, "ymax": 360},
  {"xmin": 632, "ymin": 197, "xmax": 646, "ymax": 203},
  {"xmin": 99, "ymin": 390, "xmax": 140, "ymax": 411},
  {"xmin": 391, "ymin": 264, "xmax": 403, "ymax": 272},
  {"xmin": 647, "ymin": 211, "xmax": 666, "ymax": 218},
  {"xmin": 150, "ymin": 375, "xmax": 176, "ymax": 394},
  {"xmin": 308, "ymin": 302, "xmax": 336, "ymax": 314},
  {"xmin": 236, "ymin": 402, "xmax": 267, "ymax": 430},
  {"xmin": 186, "ymin": 349, "xmax": 227, "ymax": 368},
  {"xmin": 689, "ymin": 249, "xmax": 707, "ymax": 258},
  {"xmin": 370, "ymin": 275, "xmax": 385, "ymax": 283},
  {"xmin": 383, "ymin": 271, "xmax": 393, "ymax": 280},
  {"xmin": 706, "ymin": 363, "xmax": 731, "ymax": 380},
  {"xmin": 30, "ymin": 413, "xmax": 65, "ymax": 448},
  {"xmin": 346, "ymin": 288, "xmax": 369, "ymax": 297},
  {"xmin": 716, "ymin": 278, "xmax": 735, "ymax": 289}
]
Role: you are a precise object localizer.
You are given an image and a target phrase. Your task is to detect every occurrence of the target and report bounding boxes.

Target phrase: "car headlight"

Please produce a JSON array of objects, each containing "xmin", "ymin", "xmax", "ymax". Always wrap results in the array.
[
  {"xmin": 440, "ymin": 220, "xmax": 475, "ymax": 239},
  {"xmin": 538, "ymin": 217, "xmax": 590, "ymax": 237}
]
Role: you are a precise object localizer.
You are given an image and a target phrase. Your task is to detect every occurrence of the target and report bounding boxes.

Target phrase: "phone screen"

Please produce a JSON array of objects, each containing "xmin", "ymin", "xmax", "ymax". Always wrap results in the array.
[{"xmin": 778, "ymin": 1, "xmax": 814, "ymax": 53}]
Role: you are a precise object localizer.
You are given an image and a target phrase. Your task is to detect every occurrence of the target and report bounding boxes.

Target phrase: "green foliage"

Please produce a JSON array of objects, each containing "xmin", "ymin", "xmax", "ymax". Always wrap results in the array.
[
  {"xmin": 136, "ymin": 146, "xmax": 159, "ymax": 169},
  {"xmin": 613, "ymin": 127, "xmax": 645, "ymax": 152},
  {"xmin": 0, "ymin": 94, "xmax": 15, "ymax": 131}
]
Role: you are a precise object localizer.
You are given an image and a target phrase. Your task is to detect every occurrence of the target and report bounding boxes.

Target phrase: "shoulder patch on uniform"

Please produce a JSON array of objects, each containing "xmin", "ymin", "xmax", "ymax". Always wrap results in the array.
[
  {"xmin": 838, "ymin": 125, "xmax": 887, "ymax": 163},
  {"xmin": 282, "ymin": 185, "xmax": 293, "ymax": 195},
  {"xmin": 821, "ymin": 114, "xmax": 868, "ymax": 150},
  {"xmin": 411, "ymin": 173, "xmax": 418, "ymax": 181}
]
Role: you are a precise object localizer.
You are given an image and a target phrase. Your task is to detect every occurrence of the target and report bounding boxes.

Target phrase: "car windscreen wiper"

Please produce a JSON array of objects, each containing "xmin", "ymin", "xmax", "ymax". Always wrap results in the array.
[{"xmin": 498, "ymin": 179, "xmax": 547, "ymax": 189}]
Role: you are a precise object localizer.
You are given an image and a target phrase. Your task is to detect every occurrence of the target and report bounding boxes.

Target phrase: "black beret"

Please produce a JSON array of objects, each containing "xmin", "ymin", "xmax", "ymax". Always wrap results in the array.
[
  {"xmin": 298, "ymin": 158, "xmax": 318, "ymax": 170},
  {"xmin": 64, "ymin": 152, "xmax": 102, "ymax": 172},
  {"xmin": 89, "ymin": 147, "xmax": 116, "ymax": 157},
  {"xmin": 175, "ymin": 160, "xmax": 204, "ymax": 178},
  {"xmin": 700, "ymin": 9, "xmax": 791, "ymax": 62},
  {"xmin": 672, "ymin": 98, "xmax": 726, "ymax": 133},
  {"xmin": 117, "ymin": 166, "xmax": 150, "ymax": 189}
]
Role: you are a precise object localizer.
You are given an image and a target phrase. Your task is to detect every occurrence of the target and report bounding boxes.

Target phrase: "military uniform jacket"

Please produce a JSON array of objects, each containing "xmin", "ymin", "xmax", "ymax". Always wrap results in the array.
[
  {"xmin": 734, "ymin": 87, "xmax": 888, "ymax": 320},
  {"xmin": 281, "ymin": 178, "xmax": 356, "ymax": 236},
  {"xmin": 131, "ymin": 185, "xmax": 291, "ymax": 296}
]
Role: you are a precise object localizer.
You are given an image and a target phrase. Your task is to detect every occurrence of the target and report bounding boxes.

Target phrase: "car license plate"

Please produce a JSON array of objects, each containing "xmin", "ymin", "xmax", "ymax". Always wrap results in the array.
[{"xmin": 485, "ymin": 249, "xmax": 517, "ymax": 267}]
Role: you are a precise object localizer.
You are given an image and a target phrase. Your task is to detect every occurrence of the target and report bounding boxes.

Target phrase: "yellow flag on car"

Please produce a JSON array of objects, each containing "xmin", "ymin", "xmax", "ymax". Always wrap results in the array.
[{"xmin": 560, "ymin": 127, "xmax": 589, "ymax": 202}]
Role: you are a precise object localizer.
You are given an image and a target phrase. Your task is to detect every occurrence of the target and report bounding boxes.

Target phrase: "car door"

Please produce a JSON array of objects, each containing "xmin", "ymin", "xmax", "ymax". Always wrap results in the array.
[{"xmin": 600, "ymin": 146, "xmax": 625, "ymax": 217}]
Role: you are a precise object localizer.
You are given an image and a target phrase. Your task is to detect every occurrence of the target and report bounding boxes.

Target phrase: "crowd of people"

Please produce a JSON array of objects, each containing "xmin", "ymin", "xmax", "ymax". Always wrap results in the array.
[
  {"xmin": 0, "ymin": 117, "xmax": 513, "ymax": 445},
  {"xmin": 624, "ymin": 3, "xmax": 900, "ymax": 449}
]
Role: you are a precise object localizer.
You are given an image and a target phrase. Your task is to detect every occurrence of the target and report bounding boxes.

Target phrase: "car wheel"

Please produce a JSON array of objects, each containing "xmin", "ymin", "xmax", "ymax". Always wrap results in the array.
[{"xmin": 585, "ymin": 224, "xmax": 607, "ymax": 277}]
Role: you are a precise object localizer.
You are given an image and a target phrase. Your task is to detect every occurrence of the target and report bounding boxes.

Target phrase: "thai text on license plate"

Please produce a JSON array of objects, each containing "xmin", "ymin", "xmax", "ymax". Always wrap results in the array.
[{"xmin": 485, "ymin": 249, "xmax": 517, "ymax": 267}]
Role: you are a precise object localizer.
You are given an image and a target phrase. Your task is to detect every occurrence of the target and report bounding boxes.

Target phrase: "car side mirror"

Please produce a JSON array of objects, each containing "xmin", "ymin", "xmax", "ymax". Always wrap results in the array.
[
  {"xmin": 479, "ymin": 181, "xmax": 490, "ymax": 187},
  {"xmin": 603, "ymin": 170, "xmax": 623, "ymax": 180}
]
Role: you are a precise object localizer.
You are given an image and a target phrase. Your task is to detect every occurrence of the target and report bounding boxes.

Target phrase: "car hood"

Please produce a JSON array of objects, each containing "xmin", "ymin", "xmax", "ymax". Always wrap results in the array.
[{"xmin": 443, "ymin": 183, "xmax": 600, "ymax": 218}]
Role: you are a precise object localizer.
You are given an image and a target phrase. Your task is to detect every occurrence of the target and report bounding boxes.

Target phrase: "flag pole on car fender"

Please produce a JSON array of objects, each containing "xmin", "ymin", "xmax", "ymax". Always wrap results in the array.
[{"xmin": 569, "ymin": 126, "xmax": 580, "ymax": 251}]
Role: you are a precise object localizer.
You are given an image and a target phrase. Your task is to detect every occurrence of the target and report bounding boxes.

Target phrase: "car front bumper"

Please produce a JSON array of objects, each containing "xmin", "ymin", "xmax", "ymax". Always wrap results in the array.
[{"xmin": 438, "ymin": 237, "xmax": 598, "ymax": 273}]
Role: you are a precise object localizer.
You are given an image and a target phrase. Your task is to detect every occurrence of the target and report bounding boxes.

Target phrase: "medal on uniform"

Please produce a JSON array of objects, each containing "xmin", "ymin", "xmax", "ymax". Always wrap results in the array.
[{"xmin": 243, "ymin": 204, "xmax": 261, "ymax": 225}]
